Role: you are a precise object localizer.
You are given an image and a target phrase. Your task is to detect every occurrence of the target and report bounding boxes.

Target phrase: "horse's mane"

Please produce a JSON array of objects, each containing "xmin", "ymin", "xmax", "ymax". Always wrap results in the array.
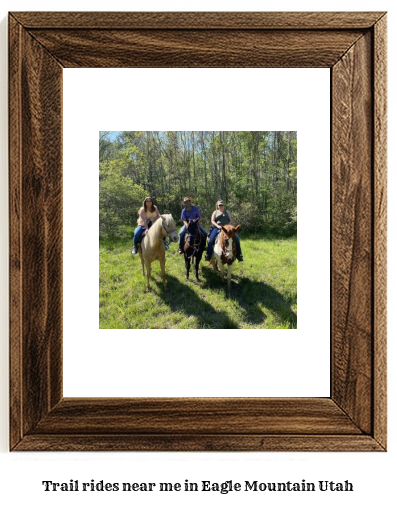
[{"xmin": 147, "ymin": 216, "xmax": 162, "ymax": 237}]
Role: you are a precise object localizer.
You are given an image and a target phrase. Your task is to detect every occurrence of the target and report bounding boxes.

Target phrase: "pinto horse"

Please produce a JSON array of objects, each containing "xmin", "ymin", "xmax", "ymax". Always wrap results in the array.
[
  {"xmin": 211, "ymin": 224, "xmax": 241, "ymax": 291},
  {"xmin": 183, "ymin": 218, "xmax": 206, "ymax": 281},
  {"xmin": 139, "ymin": 214, "xmax": 178, "ymax": 291}
]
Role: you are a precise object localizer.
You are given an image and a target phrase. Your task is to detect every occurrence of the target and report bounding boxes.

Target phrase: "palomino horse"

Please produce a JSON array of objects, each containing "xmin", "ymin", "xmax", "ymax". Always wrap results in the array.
[
  {"xmin": 211, "ymin": 224, "xmax": 241, "ymax": 291},
  {"xmin": 139, "ymin": 214, "xmax": 178, "ymax": 291},
  {"xmin": 183, "ymin": 218, "xmax": 206, "ymax": 281}
]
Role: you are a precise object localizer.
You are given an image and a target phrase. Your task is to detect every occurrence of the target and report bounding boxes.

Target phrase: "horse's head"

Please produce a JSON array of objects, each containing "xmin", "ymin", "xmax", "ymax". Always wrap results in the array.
[
  {"xmin": 185, "ymin": 219, "xmax": 200, "ymax": 248},
  {"xmin": 220, "ymin": 224, "xmax": 240, "ymax": 260},
  {"xmin": 161, "ymin": 214, "xmax": 178, "ymax": 242},
  {"xmin": 187, "ymin": 218, "xmax": 199, "ymax": 233}
]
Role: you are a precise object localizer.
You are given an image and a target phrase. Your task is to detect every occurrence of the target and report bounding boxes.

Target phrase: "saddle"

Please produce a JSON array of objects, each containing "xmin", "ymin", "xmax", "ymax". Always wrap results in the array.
[
  {"xmin": 137, "ymin": 224, "xmax": 151, "ymax": 251},
  {"xmin": 141, "ymin": 220, "xmax": 152, "ymax": 239}
]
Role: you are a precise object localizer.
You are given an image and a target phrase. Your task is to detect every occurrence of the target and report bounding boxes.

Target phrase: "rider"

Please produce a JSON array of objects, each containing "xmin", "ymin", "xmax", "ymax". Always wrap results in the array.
[
  {"xmin": 131, "ymin": 197, "xmax": 161, "ymax": 255},
  {"xmin": 205, "ymin": 199, "xmax": 243, "ymax": 262},
  {"xmin": 177, "ymin": 197, "xmax": 207, "ymax": 254}
]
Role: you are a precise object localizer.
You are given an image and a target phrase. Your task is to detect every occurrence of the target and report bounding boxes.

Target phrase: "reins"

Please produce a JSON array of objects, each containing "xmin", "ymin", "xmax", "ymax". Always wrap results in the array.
[
  {"xmin": 162, "ymin": 221, "xmax": 177, "ymax": 236},
  {"xmin": 161, "ymin": 218, "xmax": 177, "ymax": 248}
]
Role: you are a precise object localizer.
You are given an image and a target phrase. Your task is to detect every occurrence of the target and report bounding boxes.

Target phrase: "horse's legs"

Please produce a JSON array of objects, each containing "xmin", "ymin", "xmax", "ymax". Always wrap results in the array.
[
  {"xmin": 218, "ymin": 262, "xmax": 226, "ymax": 282},
  {"xmin": 185, "ymin": 256, "xmax": 190, "ymax": 280},
  {"xmin": 195, "ymin": 254, "xmax": 201, "ymax": 281},
  {"xmin": 140, "ymin": 253, "xmax": 145, "ymax": 275},
  {"xmin": 160, "ymin": 257, "xmax": 166, "ymax": 290},
  {"xmin": 227, "ymin": 264, "xmax": 233, "ymax": 292},
  {"xmin": 145, "ymin": 262, "xmax": 151, "ymax": 292}
]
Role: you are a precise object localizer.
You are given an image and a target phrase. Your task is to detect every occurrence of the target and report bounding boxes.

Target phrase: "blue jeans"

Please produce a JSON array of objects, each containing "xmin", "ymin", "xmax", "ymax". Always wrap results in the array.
[
  {"xmin": 179, "ymin": 224, "xmax": 207, "ymax": 249},
  {"xmin": 206, "ymin": 228, "xmax": 242, "ymax": 257},
  {"xmin": 133, "ymin": 225, "xmax": 146, "ymax": 247}
]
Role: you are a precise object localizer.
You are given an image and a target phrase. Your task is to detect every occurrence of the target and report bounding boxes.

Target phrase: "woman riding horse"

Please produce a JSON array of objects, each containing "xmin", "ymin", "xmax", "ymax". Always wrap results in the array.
[
  {"xmin": 139, "ymin": 214, "xmax": 178, "ymax": 291},
  {"xmin": 132, "ymin": 197, "xmax": 166, "ymax": 255},
  {"xmin": 205, "ymin": 200, "xmax": 243, "ymax": 262}
]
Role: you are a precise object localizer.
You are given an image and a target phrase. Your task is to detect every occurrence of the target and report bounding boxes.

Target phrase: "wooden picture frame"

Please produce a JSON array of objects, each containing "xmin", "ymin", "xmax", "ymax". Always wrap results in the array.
[{"xmin": 9, "ymin": 11, "xmax": 387, "ymax": 451}]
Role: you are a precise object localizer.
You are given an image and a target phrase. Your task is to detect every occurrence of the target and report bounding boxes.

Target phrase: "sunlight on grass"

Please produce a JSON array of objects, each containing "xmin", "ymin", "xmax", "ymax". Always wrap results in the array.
[{"xmin": 99, "ymin": 234, "xmax": 297, "ymax": 329}]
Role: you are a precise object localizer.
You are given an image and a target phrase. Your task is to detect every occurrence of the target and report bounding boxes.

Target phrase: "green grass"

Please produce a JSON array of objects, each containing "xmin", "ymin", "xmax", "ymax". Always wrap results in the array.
[{"xmin": 99, "ymin": 233, "xmax": 297, "ymax": 329}]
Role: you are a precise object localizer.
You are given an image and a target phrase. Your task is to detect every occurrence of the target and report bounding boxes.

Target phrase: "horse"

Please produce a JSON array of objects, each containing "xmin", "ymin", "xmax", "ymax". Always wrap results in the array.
[
  {"xmin": 183, "ymin": 218, "xmax": 207, "ymax": 281},
  {"xmin": 210, "ymin": 224, "xmax": 241, "ymax": 291},
  {"xmin": 139, "ymin": 214, "xmax": 178, "ymax": 291}
]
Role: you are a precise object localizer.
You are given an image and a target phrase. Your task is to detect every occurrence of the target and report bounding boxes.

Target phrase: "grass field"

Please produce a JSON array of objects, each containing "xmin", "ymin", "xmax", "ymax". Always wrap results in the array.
[{"xmin": 99, "ymin": 233, "xmax": 297, "ymax": 329}]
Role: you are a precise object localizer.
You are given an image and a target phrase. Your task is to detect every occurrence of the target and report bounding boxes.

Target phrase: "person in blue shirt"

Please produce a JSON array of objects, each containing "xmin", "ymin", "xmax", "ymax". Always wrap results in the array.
[{"xmin": 177, "ymin": 197, "xmax": 207, "ymax": 254}]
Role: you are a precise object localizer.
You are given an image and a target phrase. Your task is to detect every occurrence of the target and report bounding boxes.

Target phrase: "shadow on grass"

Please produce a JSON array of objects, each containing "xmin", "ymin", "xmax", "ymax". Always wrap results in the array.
[
  {"xmin": 200, "ymin": 267, "xmax": 297, "ymax": 329},
  {"xmin": 156, "ymin": 275, "xmax": 239, "ymax": 329},
  {"xmin": 232, "ymin": 275, "xmax": 297, "ymax": 328}
]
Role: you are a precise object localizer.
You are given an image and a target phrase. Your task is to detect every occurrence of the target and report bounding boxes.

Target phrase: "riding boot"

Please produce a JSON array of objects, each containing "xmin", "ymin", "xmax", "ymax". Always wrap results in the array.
[{"xmin": 177, "ymin": 237, "xmax": 184, "ymax": 254}]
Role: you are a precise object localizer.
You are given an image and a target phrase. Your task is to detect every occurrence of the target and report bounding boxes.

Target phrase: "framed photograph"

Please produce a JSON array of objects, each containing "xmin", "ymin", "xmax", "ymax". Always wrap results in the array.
[{"xmin": 9, "ymin": 11, "xmax": 387, "ymax": 451}]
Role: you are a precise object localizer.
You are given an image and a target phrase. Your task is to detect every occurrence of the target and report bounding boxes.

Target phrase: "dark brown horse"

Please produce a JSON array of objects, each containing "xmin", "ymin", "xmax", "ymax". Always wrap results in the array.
[{"xmin": 183, "ymin": 219, "xmax": 206, "ymax": 281}]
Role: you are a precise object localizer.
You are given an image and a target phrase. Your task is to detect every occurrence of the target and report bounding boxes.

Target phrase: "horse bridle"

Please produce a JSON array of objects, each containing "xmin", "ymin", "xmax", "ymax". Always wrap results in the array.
[
  {"xmin": 161, "ymin": 221, "xmax": 176, "ymax": 235},
  {"xmin": 162, "ymin": 221, "xmax": 177, "ymax": 247},
  {"xmin": 220, "ymin": 232, "xmax": 236, "ymax": 258}
]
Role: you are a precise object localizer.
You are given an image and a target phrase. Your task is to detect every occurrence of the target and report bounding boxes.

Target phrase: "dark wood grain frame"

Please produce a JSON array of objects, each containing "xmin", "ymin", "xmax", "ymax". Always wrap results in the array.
[{"xmin": 9, "ymin": 11, "xmax": 387, "ymax": 451}]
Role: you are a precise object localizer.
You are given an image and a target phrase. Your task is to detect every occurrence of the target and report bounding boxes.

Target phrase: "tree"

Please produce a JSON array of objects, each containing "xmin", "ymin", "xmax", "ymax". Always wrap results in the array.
[{"xmin": 99, "ymin": 131, "xmax": 298, "ymax": 236}]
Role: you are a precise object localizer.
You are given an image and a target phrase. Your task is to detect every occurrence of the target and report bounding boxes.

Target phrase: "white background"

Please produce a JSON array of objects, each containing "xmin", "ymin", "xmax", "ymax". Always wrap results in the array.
[
  {"xmin": 63, "ymin": 68, "xmax": 330, "ymax": 397},
  {"xmin": 0, "ymin": 1, "xmax": 395, "ymax": 507}
]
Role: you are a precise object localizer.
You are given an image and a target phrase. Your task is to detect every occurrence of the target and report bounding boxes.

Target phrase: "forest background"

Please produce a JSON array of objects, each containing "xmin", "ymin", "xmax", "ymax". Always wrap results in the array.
[{"xmin": 99, "ymin": 131, "xmax": 297, "ymax": 235}]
